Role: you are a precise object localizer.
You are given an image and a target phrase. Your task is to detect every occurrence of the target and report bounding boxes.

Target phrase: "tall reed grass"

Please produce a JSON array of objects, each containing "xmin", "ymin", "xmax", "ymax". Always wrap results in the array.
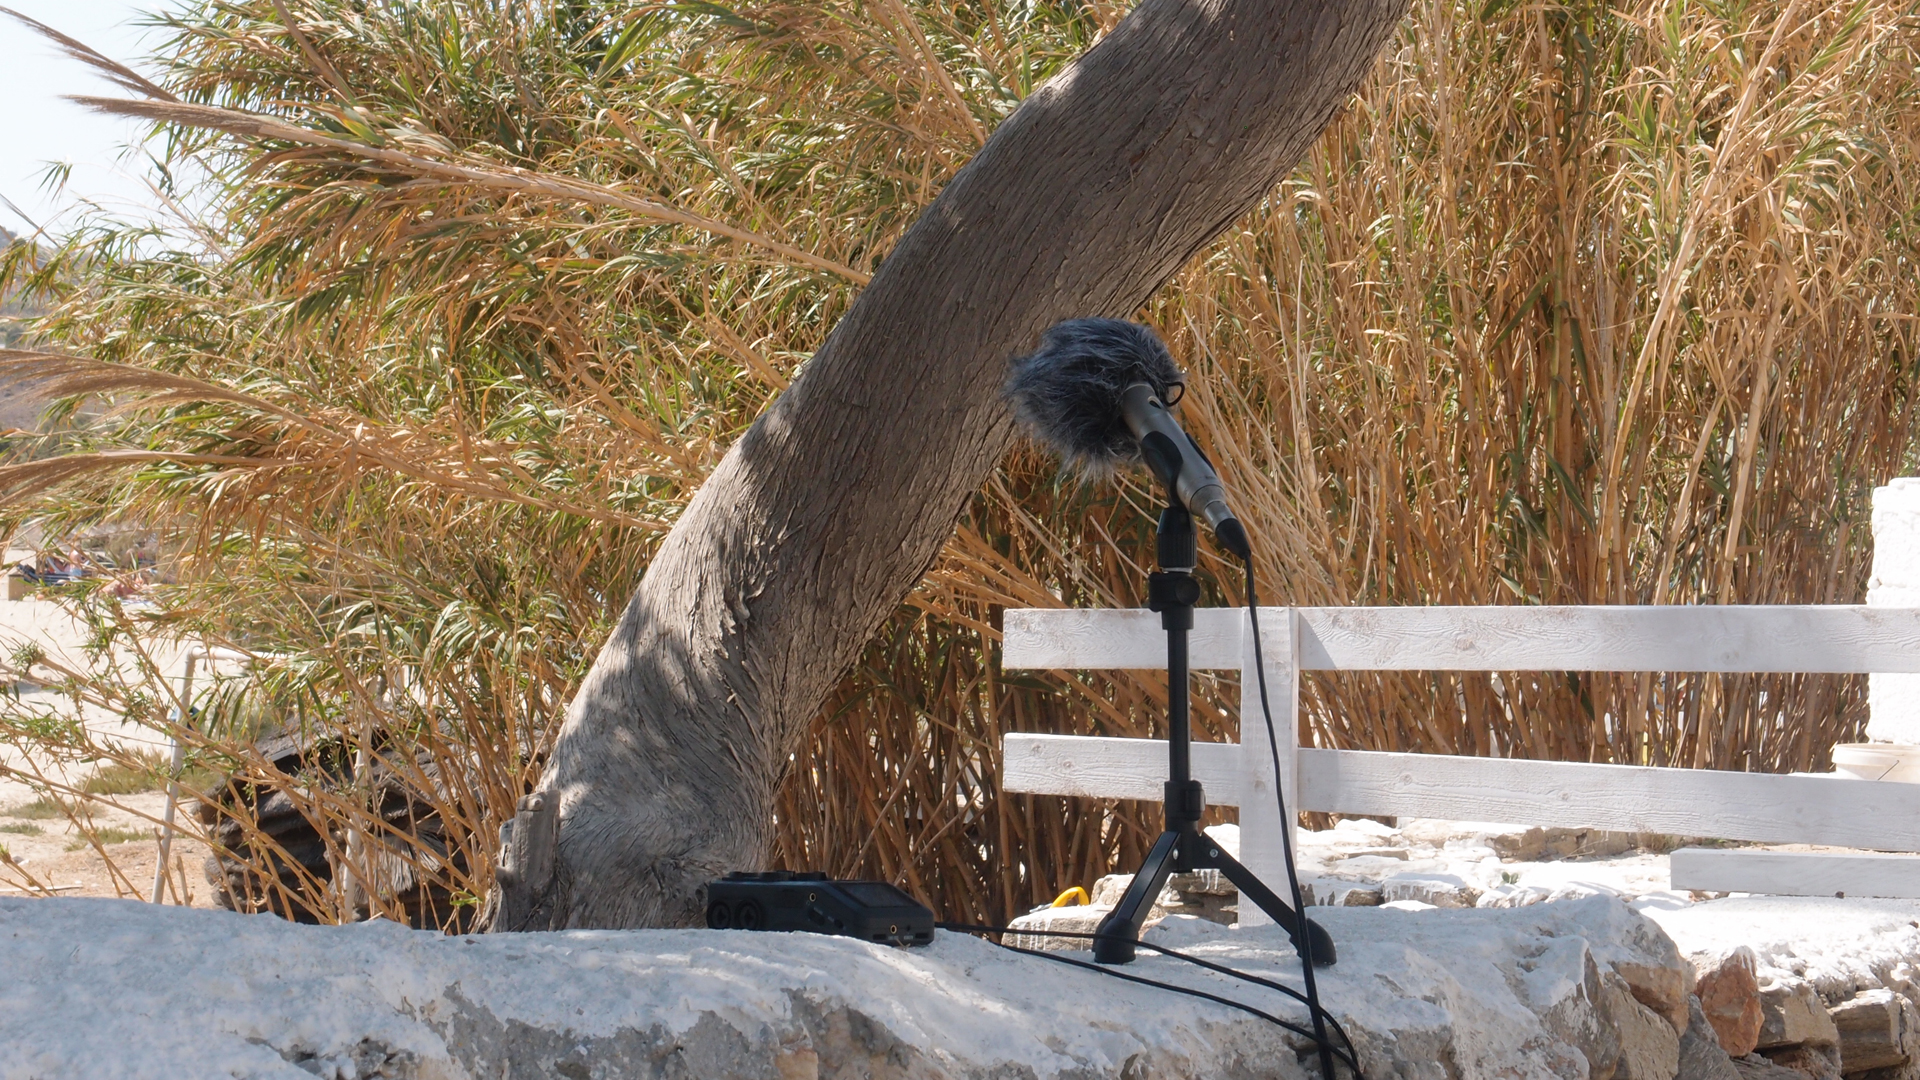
[{"xmin": 0, "ymin": 0, "xmax": 1915, "ymax": 926}]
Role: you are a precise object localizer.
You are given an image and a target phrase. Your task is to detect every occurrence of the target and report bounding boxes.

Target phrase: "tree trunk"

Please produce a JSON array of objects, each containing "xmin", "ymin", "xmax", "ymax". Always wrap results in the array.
[{"xmin": 496, "ymin": 0, "xmax": 1409, "ymax": 930}]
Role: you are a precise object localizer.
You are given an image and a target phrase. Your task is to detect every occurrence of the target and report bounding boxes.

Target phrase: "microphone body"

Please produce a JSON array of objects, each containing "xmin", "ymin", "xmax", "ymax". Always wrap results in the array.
[{"xmin": 1119, "ymin": 384, "xmax": 1250, "ymax": 559}]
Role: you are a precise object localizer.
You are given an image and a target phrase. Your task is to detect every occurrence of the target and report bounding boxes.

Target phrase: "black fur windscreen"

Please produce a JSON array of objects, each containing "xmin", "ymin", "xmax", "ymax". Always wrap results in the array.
[{"xmin": 1004, "ymin": 318, "xmax": 1184, "ymax": 476}]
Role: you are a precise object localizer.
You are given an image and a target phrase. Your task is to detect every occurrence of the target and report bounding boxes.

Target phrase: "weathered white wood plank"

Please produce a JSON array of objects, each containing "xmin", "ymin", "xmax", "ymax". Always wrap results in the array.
[
  {"xmin": 1297, "ymin": 605, "xmax": 1920, "ymax": 672},
  {"xmin": 1297, "ymin": 749, "xmax": 1920, "ymax": 850},
  {"xmin": 1002, "ymin": 736, "xmax": 1920, "ymax": 851},
  {"xmin": 1670, "ymin": 848, "xmax": 1920, "ymax": 899},
  {"xmin": 1002, "ymin": 606, "xmax": 1920, "ymax": 673},
  {"xmin": 1002, "ymin": 608, "xmax": 1245, "ymax": 670},
  {"xmin": 1001, "ymin": 733, "xmax": 1248, "ymax": 803}
]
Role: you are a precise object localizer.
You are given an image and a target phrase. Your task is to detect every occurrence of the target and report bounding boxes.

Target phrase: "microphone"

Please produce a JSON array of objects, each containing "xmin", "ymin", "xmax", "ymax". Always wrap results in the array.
[
  {"xmin": 1120, "ymin": 383, "xmax": 1250, "ymax": 558},
  {"xmin": 1005, "ymin": 319, "xmax": 1251, "ymax": 559}
]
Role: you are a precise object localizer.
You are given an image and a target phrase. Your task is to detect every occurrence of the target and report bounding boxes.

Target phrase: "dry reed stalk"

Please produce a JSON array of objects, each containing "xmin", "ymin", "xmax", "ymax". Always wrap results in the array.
[{"xmin": 783, "ymin": 0, "xmax": 1920, "ymax": 918}]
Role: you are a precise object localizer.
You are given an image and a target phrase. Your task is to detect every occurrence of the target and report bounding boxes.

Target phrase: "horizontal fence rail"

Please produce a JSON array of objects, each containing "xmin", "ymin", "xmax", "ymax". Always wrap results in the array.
[
  {"xmin": 1668, "ymin": 849, "xmax": 1920, "ymax": 898},
  {"xmin": 1001, "ymin": 736, "xmax": 1920, "ymax": 851},
  {"xmin": 1003, "ymin": 734, "xmax": 1247, "ymax": 803},
  {"xmin": 1002, "ymin": 605, "xmax": 1920, "ymax": 672},
  {"xmin": 1000, "ymin": 604, "xmax": 1920, "ymax": 902},
  {"xmin": 1297, "ymin": 749, "xmax": 1920, "ymax": 851}
]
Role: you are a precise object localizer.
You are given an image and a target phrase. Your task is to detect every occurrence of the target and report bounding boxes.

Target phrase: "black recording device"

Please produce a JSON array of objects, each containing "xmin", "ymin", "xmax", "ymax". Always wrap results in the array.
[{"xmin": 705, "ymin": 871, "xmax": 935, "ymax": 947}]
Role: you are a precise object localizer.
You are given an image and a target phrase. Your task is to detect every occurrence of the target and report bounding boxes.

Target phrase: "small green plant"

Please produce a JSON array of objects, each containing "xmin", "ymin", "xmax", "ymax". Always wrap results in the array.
[
  {"xmin": 1500, "ymin": 870, "xmax": 1521, "ymax": 885},
  {"xmin": 80, "ymin": 748, "xmax": 171, "ymax": 796},
  {"xmin": 3, "ymin": 799, "xmax": 63, "ymax": 820},
  {"xmin": 0, "ymin": 823, "xmax": 42, "ymax": 835},
  {"xmin": 66, "ymin": 825, "xmax": 150, "ymax": 851}
]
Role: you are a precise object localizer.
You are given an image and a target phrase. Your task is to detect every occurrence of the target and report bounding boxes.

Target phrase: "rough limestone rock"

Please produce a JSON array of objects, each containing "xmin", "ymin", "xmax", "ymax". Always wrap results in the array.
[
  {"xmin": 1692, "ymin": 948, "xmax": 1764, "ymax": 1056},
  {"xmin": 1756, "ymin": 1041, "xmax": 1841, "ymax": 1080},
  {"xmin": 1379, "ymin": 873, "xmax": 1481, "ymax": 909},
  {"xmin": 1283, "ymin": 818, "xmax": 1675, "ymax": 921},
  {"xmin": 1392, "ymin": 821, "xmax": 1642, "ymax": 862},
  {"xmin": 1679, "ymin": 997, "xmax": 1741, "ymax": 1080},
  {"xmin": 1008, "ymin": 869, "xmax": 1239, "ymax": 950},
  {"xmin": 1832, "ymin": 988, "xmax": 1920, "ymax": 1073},
  {"xmin": 1005, "ymin": 902, "xmax": 1112, "ymax": 952},
  {"xmin": 1, "ymin": 895, "xmax": 1689, "ymax": 1080},
  {"xmin": 1731, "ymin": 1053, "xmax": 1815, "ymax": 1080},
  {"xmin": 1641, "ymin": 897, "xmax": 1920, "ymax": 1080},
  {"xmin": 1606, "ymin": 921, "xmax": 1696, "ymax": 1036},
  {"xmin": 1642, "ymin": 898, "xmax": 1920, "ymax": 1011},
  {"xmin": 1755, "ymin": 977, "xmax": 1837, "ymax": 1050},
  {"xmin": 1602, "ymin": 975, "xmax": 1681, "ymax": 1080},
  {"xmin": 1305, "ymin": 882, "xmax": 1385, "ymax": 908},
  {"xmin": 1087, "ymin": 869, "xmax": 1239, "ymax": 924}
]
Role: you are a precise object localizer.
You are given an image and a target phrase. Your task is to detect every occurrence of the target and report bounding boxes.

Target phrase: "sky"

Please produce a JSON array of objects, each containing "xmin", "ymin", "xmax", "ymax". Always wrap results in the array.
[{"xmin": 0, "ymin": 1, "xmax": 172, "ymax": 237}]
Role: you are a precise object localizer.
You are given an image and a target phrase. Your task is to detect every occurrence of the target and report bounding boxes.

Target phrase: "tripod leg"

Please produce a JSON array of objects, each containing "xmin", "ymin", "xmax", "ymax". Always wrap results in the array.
[
  {"xmin": 1197, "ymin": 847, "xmax": 1337, "ymax": 966},
  {"xmin": 1092, "ymin": 830, "xmax": 1181, "ymax": 964}
]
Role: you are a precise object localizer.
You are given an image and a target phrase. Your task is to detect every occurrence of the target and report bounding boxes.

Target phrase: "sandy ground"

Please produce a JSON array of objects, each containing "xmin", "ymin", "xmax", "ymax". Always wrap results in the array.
[
  {"xmin": 0, "ymin": 788, "xmax": 217, "ymax": 906},
  {"xmin": 0, "ymin": 578, "xmax": 220, "ymax": 907}
]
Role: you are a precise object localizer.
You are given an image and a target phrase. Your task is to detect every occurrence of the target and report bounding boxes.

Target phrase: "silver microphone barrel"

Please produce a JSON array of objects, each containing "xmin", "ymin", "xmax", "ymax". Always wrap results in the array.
[
  {"xmin": 1189, "ymin": 486, "xmax": 1237, "ymax": 535},
  {"xmin": 1119, "ymin": 384, "xmax": 1250, "ymax": 558}
]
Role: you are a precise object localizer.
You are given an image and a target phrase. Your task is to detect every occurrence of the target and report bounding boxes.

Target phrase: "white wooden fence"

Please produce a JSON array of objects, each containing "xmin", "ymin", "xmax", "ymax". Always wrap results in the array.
[{"xmin": 1000, "ymin": 605, "xmax": 1920, "ymax": 909}]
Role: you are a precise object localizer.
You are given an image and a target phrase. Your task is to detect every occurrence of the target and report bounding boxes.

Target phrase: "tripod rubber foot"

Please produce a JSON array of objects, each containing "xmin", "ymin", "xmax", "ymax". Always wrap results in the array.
[
  {"xmin": 1092, "ymin": 930, "xmax": 1137, "ymax": 965},
  {"xmin": 1302, "ymin": 917, "xmax": 1337, "ymax": 967}
]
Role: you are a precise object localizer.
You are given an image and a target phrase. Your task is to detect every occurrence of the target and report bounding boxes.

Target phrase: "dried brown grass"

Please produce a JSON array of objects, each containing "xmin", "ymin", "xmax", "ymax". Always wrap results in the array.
[{"xmin": 778, "ymin": 0, "xmax": 1920, "ymax": 920}]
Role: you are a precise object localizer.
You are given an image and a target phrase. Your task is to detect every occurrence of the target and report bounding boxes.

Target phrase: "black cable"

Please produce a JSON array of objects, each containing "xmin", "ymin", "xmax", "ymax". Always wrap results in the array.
[
  {"xmin": 1245, "ymin": 559, "xmax": 1342, "ymax": 1080},
  {"xmin": 946, "ymin": 921, "xmax": 1362, "ymax": 1069},
  {"xmin": 937, "ymin": 922, "xmax": 1362, "ymax": 1073},
  {"xmin": 941, "ymin": 919, "xmax": 1350, "ymax": 1041}
]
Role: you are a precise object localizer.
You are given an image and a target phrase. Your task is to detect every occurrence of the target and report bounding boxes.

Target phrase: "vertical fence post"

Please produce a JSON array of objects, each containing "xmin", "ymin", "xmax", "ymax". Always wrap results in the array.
[{"xmin": 1237, "ymin": 605, "xmax": 1299, "ymax": 926}]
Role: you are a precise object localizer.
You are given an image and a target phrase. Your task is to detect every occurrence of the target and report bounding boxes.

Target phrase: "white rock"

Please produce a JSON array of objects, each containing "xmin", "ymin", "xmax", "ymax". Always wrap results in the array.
[
  {"xmin": 1332, "ymin": 817, "xmax": 1403, "ymax": 840},
  {"xmin": 1382, "ymin": 872, "xmax": 1481, "ymax": 908},
  {"xmin": 1344, "ymin": 854, "xmax": 1418, "ymax": 874},
  {"xmin": 1201, "ymin": 822, "xmax": 1239, "ymax": 860},
  {"xmin": 0, "ymin": 894, "xmax": 1691, "ymax": 1080},
  {"xmin": 1334, "ymin": 847, "xmax": 1410, "ymax": 862},
  {"xmin": 1397, "ymin": 818, "xmax": 1542, "ymax": 852},
  {"xmin": 1642, "ymin": 896, "xmax": 1920, "ymax": 1005},
  {"xmin": 1631, "ymin": 892, "xmax": 1698, "ymax": 914},
  {"xmin": 1755, "ymin": 975, "xmax": 1838, "ymax": 1050},
  {"xmin": 1831, "ymin": 987, "xmax": 1920, "ymax": 1073},
  {"xmin": 1139, "ymin": 913, "xmax": 1227, "ymax": 949},
  {"xmin": 1479, "ymin": 884, "xmax": 1557, "ymax": 909},
  {"xmin": 1303, "ymin": 878, "xmax": 1384, "ymax": 907},
  {"xmin": 1006, "ymin": 903, "xmax": 1111, "ymax": 952}
]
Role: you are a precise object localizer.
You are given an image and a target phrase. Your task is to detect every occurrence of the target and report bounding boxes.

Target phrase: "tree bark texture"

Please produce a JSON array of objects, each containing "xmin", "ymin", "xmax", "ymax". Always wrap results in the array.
[{"xmin": 501, "ymin": 0, "xmax": 1410, "ymax": 929}]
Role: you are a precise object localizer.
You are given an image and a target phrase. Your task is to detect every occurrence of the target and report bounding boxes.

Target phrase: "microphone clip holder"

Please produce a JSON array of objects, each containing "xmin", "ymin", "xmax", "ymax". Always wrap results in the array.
[{"xmin": 1090, "ymin": 503, "xmax": 1335, "ymax": 967}]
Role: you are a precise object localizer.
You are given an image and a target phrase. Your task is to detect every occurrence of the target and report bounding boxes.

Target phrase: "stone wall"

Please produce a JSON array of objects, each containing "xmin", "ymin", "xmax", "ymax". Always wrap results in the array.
[{"xmin": 12, "ymin": 892, "xmax": 1920, "ymax": 1079}]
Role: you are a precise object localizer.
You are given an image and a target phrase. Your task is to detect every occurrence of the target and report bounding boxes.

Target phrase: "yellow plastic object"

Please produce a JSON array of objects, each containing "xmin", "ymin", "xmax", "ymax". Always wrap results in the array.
[{"xmin": 1049, "ymin": 886, "xmax": 1091, "ymax": 908}]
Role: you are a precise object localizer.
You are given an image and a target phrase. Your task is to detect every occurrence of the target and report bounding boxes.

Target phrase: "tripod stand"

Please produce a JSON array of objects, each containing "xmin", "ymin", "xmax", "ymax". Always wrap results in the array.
[{"xmin": 1091, "ymin": 503, "xmax": 1336, "ymax": 967}]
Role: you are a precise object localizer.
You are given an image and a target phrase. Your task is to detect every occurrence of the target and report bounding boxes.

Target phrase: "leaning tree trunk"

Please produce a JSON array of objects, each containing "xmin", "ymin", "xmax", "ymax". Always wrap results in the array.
[{"xmin": 492, "ymin": 0, "xmax": 1409, "ymax": 930}]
